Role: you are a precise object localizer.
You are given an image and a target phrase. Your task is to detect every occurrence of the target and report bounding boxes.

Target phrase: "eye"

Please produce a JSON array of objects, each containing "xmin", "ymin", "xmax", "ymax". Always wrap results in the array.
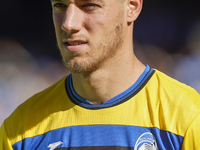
[
  {"xmin": 82, "ymin": 3, "xmax": 99, "ymax": 11},
  {"xmin": 53, "ymin": 3, "xmax": 67, "ymax": 10}
]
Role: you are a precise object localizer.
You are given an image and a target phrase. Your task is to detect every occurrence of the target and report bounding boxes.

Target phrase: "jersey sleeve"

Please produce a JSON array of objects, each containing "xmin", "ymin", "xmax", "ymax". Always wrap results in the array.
[
  {"xmin": 182, "ymin": 112, "xmax": 200, "ymax": 150},
  {"xmin": 0, "ymin": 122, "xmax": 13, "ymax": 150}
]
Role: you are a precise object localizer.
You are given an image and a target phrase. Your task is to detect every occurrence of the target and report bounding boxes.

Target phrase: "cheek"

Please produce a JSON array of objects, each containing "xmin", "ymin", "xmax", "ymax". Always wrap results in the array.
[
  {"xmin": 84, "ymin": 11, "xmax": 108, "ymax": 32},
  {"xmin": 86, "ymin": 16, "xmax": 114, "ymax": 42},
  {"xmin": 88, "ymin": 11, "xmax": 118, "ymax": 34}
]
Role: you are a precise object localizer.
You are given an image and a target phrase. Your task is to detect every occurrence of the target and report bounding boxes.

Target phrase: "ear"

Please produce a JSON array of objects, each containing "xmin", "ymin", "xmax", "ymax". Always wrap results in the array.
[{"xmin": 127, "ymin": 0, "xmax": 143, "ymax": 22}]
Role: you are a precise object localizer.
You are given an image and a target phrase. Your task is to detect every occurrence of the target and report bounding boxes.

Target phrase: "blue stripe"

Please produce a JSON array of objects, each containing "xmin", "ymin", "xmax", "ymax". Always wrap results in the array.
[{"xmin": 12, "ymin": 125, "xmax": 183, "ymax": 150}]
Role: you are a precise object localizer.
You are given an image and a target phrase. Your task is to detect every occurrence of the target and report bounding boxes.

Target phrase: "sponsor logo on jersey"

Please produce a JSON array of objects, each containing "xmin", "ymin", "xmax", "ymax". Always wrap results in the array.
[
  {"xmin": 134, "ymin": 132, "xmax": 157, "ymax": 150},
  {"xmin": 47, "ymin": 141, "xmax": 63, "ymax": 150}
]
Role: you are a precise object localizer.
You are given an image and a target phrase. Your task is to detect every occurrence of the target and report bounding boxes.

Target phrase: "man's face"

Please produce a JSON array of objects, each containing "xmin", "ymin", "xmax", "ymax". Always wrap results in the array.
[{"xmin": 52, "ymin": 0, "xmax": 127, "ymax": 73}]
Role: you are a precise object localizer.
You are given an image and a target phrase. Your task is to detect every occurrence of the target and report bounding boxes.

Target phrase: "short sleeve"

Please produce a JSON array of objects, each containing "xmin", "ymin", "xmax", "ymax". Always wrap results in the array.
[
  {"xmin": 0, "ymin": 121, "xmax": 13, "ymax": 150},
  {"xmin": 182, "ymin": 113, "xmax": 200, "ymax": 150}
]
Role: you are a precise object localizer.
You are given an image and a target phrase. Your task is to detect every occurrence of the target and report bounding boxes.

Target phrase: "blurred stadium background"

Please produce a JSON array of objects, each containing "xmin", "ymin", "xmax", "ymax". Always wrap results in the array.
[{"xmin": 0, "ymin": 0, "xmax": 200, "ymax": 124}]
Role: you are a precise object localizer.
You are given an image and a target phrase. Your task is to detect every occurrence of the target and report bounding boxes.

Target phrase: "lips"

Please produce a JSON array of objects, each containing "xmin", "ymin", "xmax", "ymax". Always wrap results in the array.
[
  {"xmin": 63, "ymin": 39, "xmax": 87, "ymax": 52},
  {"xmin": 66, "ymin": 41, "xmax": 86, "ymax": 46}
]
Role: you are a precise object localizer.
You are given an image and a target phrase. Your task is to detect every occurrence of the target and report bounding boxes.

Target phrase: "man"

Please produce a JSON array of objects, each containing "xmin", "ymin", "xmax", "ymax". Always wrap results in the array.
[{"xmin": 1, "ymin": 0, "xmax": 200, "ymax": 149}]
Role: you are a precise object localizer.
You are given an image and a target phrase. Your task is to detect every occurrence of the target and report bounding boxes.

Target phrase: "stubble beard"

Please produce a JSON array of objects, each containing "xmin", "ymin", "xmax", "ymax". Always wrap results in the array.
[{"xmin": 60, "ymin": 19, "xmax": 124, "ymax": 74}]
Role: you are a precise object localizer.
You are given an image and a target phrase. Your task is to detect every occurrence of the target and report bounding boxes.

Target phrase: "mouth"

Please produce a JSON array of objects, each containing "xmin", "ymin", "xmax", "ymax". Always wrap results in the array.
[
  {"xmin": 65, "ymin": 41, "xmax": 87, "ymax": 46},
  {"xmin": 63, "ymin": 40, "xmax": 87, "ymax": 52}
]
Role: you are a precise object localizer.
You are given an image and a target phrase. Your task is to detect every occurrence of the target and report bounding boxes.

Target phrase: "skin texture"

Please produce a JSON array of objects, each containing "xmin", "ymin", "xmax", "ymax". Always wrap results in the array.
[
  {"xmin": 53, "ymin": 0, "xmax": 125, "ymax": 73},
  {"xmin": 52, "ymin": 0, "xmax": 145, "ymax": 104}
]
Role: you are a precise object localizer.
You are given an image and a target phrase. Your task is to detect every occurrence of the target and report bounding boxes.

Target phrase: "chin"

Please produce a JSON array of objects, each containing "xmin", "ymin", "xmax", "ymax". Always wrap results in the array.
[{"xmin": 64, "ymin": 59, "xmax": 99, "ymax": 74}]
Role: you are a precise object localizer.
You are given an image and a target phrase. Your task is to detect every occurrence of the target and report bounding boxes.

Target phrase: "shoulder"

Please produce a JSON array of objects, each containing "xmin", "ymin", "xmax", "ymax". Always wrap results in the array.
[
  {"xmin": 15, "ymin": 76, "xmax": 68, "ymax": 113},
  {"xmin": 151, "ymin": 69, "xmax": 200, "ymax": 103},
  {"xmin": 3, "ymin": 76, "xmax": 70, "ymax": 142},
  {"xmin": 146, "ymin": 69, "xmax": 200, "ymax": 134},
  {"xmin": 141, "ymin": 69, "xmax": 200, "ymax": 137}
]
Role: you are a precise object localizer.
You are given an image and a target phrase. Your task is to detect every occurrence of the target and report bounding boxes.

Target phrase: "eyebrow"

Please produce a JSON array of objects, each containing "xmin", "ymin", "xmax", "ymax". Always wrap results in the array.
[
  {"xmin": 51, "ymin": 0, "xmax": 104, "ymax": 3},
  {"xmin": 79, "ymin": 0, "xmax": 104, "ymax": 2},
  {"xmin": 51, "ymin": 0, "xmax": 64, "ymax": 3},
  {"xmin": 51, "ymin": 0, "xmax": 62, "ymax": 2}
]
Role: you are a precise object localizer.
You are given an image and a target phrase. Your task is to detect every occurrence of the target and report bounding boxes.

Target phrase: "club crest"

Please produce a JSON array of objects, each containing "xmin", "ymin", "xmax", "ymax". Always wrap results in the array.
[{"xmin": 134, "ymin": 132, "xmax": 157, "ymax": 150}]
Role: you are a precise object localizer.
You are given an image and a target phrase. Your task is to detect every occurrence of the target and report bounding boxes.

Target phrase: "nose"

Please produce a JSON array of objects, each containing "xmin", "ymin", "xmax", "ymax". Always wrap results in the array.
[{"xmin": 62, "ymin": 4, "xmax": 83, "ymax": 34}]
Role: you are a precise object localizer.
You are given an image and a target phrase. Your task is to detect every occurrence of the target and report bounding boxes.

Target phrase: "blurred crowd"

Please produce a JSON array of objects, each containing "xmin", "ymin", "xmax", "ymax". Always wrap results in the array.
[
  {"xmin": 0, "ymin": 22, "xmax": 200, "ymax": 126},
  {"xmin": 135, "ymin": 21, "xmax": 200, "ymax": 93},
  {"xmin": 0, "ymin": 39, "xmax": 70, "ymax": 125}
]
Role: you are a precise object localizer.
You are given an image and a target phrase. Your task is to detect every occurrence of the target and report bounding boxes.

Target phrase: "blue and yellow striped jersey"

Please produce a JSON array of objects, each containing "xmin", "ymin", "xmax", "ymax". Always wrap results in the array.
[{"xmin": 1, "ymin": 65, "xmax": 200, "ymax": 150}]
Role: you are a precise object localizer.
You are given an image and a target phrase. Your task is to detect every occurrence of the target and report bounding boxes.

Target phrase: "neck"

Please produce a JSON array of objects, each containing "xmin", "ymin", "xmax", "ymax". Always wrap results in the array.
[{"xmin": 71, "ymin": 47, "xmax": 145, "ymax": 104}]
